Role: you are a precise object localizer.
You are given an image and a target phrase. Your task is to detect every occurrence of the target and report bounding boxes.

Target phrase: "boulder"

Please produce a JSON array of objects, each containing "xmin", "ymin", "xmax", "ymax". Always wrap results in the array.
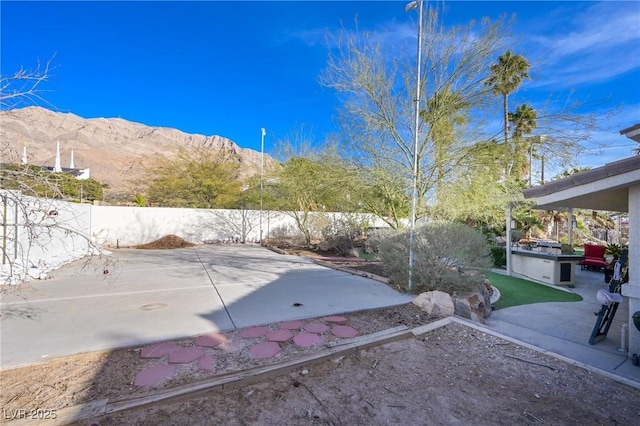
[
  {"xmin": 412, "ymin": 291, "xmax": 454, "ymax": 318},
  {"xmin": 480, "ymin": 279, "xmax": 494, "ymax": 318},
  {"xmin": 453, "ymin": 292, "xmax": 487, "ymax": 324}
]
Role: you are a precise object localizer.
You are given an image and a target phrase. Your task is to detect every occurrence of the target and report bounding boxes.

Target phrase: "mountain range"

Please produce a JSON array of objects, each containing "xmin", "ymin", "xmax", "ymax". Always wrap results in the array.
[{"xmin": 0, "ymin": 107, "xmax": 267, "ymax": 200}]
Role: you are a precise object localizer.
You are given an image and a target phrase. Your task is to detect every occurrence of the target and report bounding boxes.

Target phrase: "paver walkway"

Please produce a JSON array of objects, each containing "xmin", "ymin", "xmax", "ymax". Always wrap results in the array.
[{"xmin": 134, "ymin": 315, "xmax": 360, "ymax": 387}]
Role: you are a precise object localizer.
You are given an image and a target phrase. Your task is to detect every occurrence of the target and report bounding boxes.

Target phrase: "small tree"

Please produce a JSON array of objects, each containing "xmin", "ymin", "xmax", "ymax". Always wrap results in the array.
[
  {"xmin": 271, "ymin": 128, "xmax": 361, "ymax": 245},
  {"xmin": 145, "ymin": 145, "xmax": 242, "ymax": 208}
]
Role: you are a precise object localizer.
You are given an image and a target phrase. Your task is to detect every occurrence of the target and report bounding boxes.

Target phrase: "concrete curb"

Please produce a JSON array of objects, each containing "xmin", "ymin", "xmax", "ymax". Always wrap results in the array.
[{"xmin": 312, "ymin": 259, "xmax": 390, "ymax": 285}]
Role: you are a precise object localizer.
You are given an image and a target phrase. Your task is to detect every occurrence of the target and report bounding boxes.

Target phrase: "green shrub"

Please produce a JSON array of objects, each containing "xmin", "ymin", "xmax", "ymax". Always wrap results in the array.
[
  {"xmin": 379, "ymin": 222, "xmax": 492, "ymax": 294},
  {"xmin": 490, "ymin": 246, "xmax": 506, "ymax": 268}
]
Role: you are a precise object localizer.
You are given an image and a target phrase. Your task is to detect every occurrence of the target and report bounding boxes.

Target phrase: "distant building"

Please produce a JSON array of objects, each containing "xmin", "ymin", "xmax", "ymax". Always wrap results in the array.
[{"xmin": 23, "ymin": 142, "xmax": 91, "ymax": 180}]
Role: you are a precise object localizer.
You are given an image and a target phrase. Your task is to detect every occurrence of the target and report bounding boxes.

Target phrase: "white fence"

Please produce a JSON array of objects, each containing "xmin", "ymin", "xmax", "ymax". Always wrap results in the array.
[
  {"xmin": 1, "ymin": 190, "xmax": 93, "ymax": 281},
  {"xmin": 1, "ymin": 191, "xmax": 389, "ymax": 281}
]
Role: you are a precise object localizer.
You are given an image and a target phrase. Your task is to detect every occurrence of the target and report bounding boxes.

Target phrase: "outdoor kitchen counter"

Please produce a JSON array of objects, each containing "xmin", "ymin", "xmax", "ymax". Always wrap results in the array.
[{"xmin": 510, "ymin": 249, "xmax": 584, "ymax": 287}]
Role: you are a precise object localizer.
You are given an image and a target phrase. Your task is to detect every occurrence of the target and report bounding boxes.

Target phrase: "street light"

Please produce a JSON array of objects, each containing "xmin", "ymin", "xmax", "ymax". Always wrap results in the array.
[
  {"xmin": 260, "ymin": 128, "xmax": 266, "ymax": 245},
  {"xmin": 406, "ymin": 0, "xmax": 423, "ymax": 292}
]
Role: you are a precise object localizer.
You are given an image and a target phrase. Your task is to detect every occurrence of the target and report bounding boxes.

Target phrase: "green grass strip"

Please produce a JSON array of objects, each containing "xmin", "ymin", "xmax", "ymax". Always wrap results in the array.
[{"xmin": 489, "ymin": 272, "xmax": 583, "ymax": 309}]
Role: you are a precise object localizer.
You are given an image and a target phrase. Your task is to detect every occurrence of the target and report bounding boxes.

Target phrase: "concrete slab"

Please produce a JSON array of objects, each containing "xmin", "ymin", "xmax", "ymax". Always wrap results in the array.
[
  {"xmin": 487, "ymin": 266, "xmax": 640, "ymax": 385},
  {"xmin": 0, "ymin": 244, "xmax": 411, "ymax": 369}
]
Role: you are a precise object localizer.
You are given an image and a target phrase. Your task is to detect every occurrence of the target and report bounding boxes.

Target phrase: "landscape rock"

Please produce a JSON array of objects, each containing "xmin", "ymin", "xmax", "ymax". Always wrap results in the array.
[
  {"xmin": 411, "ymin": 291, "xmax": 454, "ymax": 318},
  {"xmin": 453, "ymin": 292, "xmax": 487, "ymax": 324}
]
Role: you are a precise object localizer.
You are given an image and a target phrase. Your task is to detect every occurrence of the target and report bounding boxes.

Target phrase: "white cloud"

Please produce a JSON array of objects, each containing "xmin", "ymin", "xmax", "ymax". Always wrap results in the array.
[{"xmin": 524, "ymin": 1, "xmax": 640, "ymax": 88}]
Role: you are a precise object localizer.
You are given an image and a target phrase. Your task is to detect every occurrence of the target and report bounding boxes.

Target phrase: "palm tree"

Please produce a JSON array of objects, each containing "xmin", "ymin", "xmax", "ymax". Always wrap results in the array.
[
  {"xmin": 485, "ymin": 51, "xmax": 530, "ymax": 176},
  {"xmin": 508, "ymin": 103, "xmax": 538, "ymax": 182}
]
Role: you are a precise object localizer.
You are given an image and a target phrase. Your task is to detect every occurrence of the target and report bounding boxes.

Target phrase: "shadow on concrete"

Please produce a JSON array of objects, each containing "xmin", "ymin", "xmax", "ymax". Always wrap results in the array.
[{"xmin": 0, "ymin": 243, "xmax": 411, "ymax": 423}]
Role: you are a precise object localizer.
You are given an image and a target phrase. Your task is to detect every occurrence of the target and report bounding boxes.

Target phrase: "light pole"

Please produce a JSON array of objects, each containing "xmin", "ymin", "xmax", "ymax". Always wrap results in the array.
[
  {"xmin": 260, "ymin": 128, "xmax": 266, "ymax": 245},
  {"xmin": 406, "ymin": 0, "xmax": 423, "ymax": 292}
]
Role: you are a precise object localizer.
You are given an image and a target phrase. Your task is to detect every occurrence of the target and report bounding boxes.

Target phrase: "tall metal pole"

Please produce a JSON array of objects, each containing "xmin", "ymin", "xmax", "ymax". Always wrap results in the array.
[
  {"xmin": 406, "ymin": 0, "xmax": 423, "ymax": 292},
  {"xmin": 260, "ymin": 128, "xmax": 266, "ymax": 245}
]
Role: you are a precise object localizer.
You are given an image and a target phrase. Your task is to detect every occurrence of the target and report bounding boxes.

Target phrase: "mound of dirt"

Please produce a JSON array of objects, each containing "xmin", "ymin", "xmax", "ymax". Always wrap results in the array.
[{"xmin": 134, "ymin": 235, "xmax": 196, "ymax": 250}]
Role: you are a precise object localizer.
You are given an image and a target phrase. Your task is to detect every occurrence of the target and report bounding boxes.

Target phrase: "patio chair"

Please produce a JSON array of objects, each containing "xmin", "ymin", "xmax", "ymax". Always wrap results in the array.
[{"xmin": 580, "ymin": 244, "xmax": 606, "ymax": 270}]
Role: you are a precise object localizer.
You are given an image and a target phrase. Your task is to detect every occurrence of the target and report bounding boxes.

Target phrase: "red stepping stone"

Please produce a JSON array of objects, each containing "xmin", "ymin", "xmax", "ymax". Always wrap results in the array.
[
  {"xmin": 266, "ymin": 329, "xmax": 294, "ymax": 342},
  {"xmin": 134, "ymin": 364, "xmax": 177, "ymax": 387},
  {"xmin": 304, "ymin": 322, "xmax": 330, "ymax": 333},
  {"xmin": 279, "ymin": 320, "xmax": 304, "ymax": 330},
  {"xmin": 140, "ymin": 342, "xmax": 181, "ymax": 359},
  {"xmin": 294, "ymin": 332, "xmax": 323, "ymax": 348},
  {"xmin": 240, "ymin": 326, "xmax": 268, "ymax": 339},
  {"xmin": 198, "ymin": 355, "xmax": 216, "ymax": 371},
  {"xmin": 195, "ymin": 333, "xmax": 227, "ymax": 347},
  {"xmin": 168, "ymin": 347, "xmax": 205, "ymax": 364},
  {"xmin": 331, "ymin": 325, "xmax": 359, "ymax": 338},
  {"xmin": 323, "ymin": 316, "xmax": 348, "ymax": 325},
  {"xmin": 249, "ymin": 342, "xmax": 281, "ymax": 359}
]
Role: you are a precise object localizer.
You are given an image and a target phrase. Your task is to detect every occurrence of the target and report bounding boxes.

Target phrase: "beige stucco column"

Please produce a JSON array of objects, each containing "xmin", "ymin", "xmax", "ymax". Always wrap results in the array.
[{"xmin": 622, "ymin": 184, "xmax": 640, "ymax": 358}]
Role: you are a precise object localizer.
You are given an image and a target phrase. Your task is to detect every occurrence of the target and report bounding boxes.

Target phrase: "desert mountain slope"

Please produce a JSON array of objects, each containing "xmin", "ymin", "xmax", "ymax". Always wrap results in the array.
[{"xmin": 0, "ymin": 107, "xmax": 267, "ymax": 199}]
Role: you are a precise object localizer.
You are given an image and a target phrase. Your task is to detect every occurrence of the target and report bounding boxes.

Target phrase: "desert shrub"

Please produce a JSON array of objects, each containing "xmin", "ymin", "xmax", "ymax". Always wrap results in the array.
[
  {"xmin": 379, "ymin": 222, "xmax": 492, "ymax": 294},
  {"xmin": 325, "ymin": 235, "xmax": 353, "ymax": 257},
  {"xmin": 265, "ymin": 224, "xmax": 302, "ymax": 248},
  {"xmin": 490, "ymin": 246, "xmax": 506, "ymax": 268},
  {"xmin": 364, "ymin": 228, "xmax": 394, "ymax": 254},
  {"xmin": 321, "ymin": 216, "xmax": 359, "ymax": 257},
  {"xmin": 308, "ymin": 214, "xmax": 331, "ymax": 241},
  {"xmin": 270, "ymin": 224, "xmax": 295, "ymax": 239}
]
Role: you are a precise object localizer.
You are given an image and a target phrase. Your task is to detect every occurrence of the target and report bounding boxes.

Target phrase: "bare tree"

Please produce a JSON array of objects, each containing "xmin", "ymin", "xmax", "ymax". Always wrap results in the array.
[
  {"xmin": 1, "ymin": 59, "xmax": 115, "ymax": 289},
  {"xmin": 320, "ymin": 8, "xmax": 512, "ymax": 225},
  {"xmin": 1, "ymin": 56, "xmax": 56, "ymax": 111}
]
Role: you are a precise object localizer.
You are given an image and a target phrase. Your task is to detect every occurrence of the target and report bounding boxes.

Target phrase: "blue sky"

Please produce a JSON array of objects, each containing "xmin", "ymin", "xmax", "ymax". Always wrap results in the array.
[{"xmin": 2, "ymin": 1, "xmax": 639, "ymax": 168}]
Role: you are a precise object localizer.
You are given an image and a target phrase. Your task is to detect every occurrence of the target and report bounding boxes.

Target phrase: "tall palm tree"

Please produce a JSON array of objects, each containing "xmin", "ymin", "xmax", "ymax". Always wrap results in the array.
[
  {"xmin": 485, "ymin": 51, "xmax": 530, "ymax": 176},
  {"xmin": 508, "ymin": 103, "xmax": 538, "ymax": 182}
]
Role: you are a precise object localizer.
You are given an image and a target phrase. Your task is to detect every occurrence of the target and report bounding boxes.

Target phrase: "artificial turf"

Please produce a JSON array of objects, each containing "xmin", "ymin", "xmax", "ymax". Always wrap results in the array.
[{"xmin": 488, "ymin": 271, "xmax": 583, "ymax": 309}]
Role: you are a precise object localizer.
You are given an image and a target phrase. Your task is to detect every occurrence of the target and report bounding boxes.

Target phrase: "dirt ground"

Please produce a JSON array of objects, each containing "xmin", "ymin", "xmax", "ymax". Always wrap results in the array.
[
  {"xmin": 2, "ymin": 248, "xmax": 640, "ymax": 425},
  {"xmin": 86, "ymin": 322, "xmax": 640, "ymax": 426}
]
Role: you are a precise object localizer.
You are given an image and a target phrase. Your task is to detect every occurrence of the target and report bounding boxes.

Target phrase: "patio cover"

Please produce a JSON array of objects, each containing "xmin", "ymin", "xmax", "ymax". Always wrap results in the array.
[
  {"xmin": 521, "ymin": 154, "xmax": 640, "ymax": 360},
  {"xmin": 522, "ymin": 156, "xmax": 640, "ymax": 213}
]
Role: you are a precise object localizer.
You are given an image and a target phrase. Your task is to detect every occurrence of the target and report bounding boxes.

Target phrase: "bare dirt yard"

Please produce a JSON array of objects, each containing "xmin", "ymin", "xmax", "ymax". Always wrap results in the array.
[{"xmin": 1, "ymin": 246, "xmax": 639, "ymax": 425}]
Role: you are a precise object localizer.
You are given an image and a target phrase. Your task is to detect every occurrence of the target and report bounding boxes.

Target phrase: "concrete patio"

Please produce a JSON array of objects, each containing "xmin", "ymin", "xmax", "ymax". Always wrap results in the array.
[
  {"xmin": 0, "ymin": 244, "xmax": 412, "ymax": 369},
  {"xmin": 487, "ymin": 265, "xmax": 640, "ymax": 386}
]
